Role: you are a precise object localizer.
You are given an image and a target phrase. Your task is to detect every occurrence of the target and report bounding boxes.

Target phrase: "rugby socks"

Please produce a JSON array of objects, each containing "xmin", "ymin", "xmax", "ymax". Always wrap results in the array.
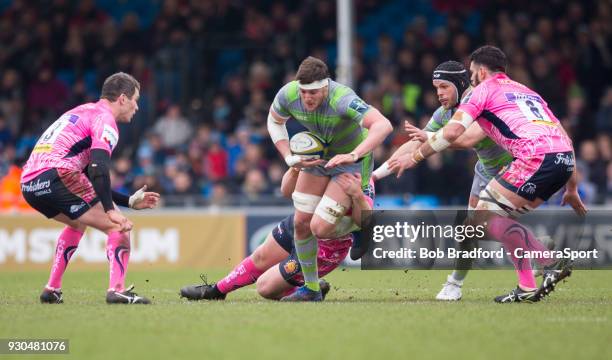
[
  {"xmin": 487, "ymin": 216, "xmax": 552, "ymax": 290},
  {"xmin": 452, "ymin": 237, "xmax": 477, "ymax": 282},
  {"xmin": 106, "ymin": 231, "xmax": 131, "ymax": 292},
  {"xmin": 451, "ymin": 270, "xmax": 468, "ymax": 282},
  {"xmin": 517, "ymin": 269, "xmax": 537, "ymax": 290},
  {"xmin": 216, "ymin": 257, "xmax": 264, "ymax": 294},
  {"xmin": 294, "ymin": 234, "xmax": 320, "ymax": 291},
  {"xmin": 46, "ymin": 227, "xmax": 84, "ymax": 290}
]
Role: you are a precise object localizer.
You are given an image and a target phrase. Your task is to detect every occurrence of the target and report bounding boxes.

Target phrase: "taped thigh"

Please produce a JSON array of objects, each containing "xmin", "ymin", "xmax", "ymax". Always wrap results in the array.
[
  {"xmin": 314, "ymin": 195, "xmax": 347, "ymax": 225},
  {"xmin": 292, "ymin": 191, "xmax": 322, "ymax": 214},
  {"xmin": 477, "ymin": 186, "xmax": 533, "ymax": 218}
]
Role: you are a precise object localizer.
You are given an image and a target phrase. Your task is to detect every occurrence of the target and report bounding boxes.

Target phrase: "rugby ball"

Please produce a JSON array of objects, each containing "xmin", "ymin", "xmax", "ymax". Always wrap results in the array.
[{"xmin": 289, "ymin": 131, "xmax": 327, "ymax": 159}]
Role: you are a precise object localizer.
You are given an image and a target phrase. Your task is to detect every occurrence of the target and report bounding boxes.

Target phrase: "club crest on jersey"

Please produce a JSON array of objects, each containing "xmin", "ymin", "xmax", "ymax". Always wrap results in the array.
[
  {"xmin": 348, "ymin": 98, "xmax": 369, "ymax": 115},
  {"xmin": 283, "ymin": 259, "xmax": 299, "ymax": 275},
  {"xmin": 101, "ymin": 124, "xmax": 118, "ymax": 150}
]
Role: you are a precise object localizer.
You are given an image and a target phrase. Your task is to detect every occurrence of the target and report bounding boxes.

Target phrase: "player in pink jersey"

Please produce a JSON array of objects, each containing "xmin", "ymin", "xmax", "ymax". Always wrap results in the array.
[
  {"xmin": 20, "ymin": 72, "xmax": 160, "ymax": 305},
  {"xmin": 179, "ymin": 167, "xmax": 374, "ymax": 301},
  {"xmin": 391, "ymin": 46, "xmax": 586, "ymax": 303}
]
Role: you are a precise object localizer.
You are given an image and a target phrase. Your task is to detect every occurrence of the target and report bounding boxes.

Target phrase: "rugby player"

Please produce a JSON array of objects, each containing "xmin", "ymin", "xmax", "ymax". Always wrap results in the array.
[
  {"xmin": 390, "ymin": 46, "xmax": 586, "ymax": 303},
  {"xmin": 267, "ymin": 56, "xmax": 392, "ymax": 301},
  {"xmin": 21, "ymin": 72, "xmax": 160, "ymax": 305},
  {"xmin": 179, "ymin": 167, "xmax": 374, "ymax": 300},
  {"xmin": 373, "ymin": 60, "xmax": 513, "ymax": 301}
]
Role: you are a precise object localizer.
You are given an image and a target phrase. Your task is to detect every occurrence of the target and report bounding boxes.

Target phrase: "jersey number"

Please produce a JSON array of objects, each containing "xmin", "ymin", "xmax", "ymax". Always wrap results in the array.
[
  {"xmin": 38, "ymin": 114, "xmax": 76, "ymax": 145},
  {"xmin": 516, "ymin": 99, "xmax": 553, "ymax": 124}
]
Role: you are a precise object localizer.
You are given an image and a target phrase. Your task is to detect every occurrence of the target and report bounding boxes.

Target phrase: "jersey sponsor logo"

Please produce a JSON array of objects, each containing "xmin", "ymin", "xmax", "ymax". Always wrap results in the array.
[
  {"xmin": 69, "ymin": 202, "xmax": 87, "ymax": 214},
  {"xmin": 32, "ymin": 144, "xmax": 53, "ymax": 153},
  {"xmin": 34, "ymin": 189, "xmax": 52, "ymax": 196},
  {"xmin": 555, "ymin": 153, "xmax": 574, "ymax": 166},
  {"xmin": 504, "ymin": 92, "xmax": 543, "ymax": 104},
  {"xmin": 520, "ymin": 182, "xmax": 537, "ymax": 195},
  {"xmin": 348, "ymin": 98, "xmax": 369, "ymax": 115},
  {"xmin": 21, "ymin": 179, "xmax": 51, "ymax": 193},
  {"xmin": 101, "ymin": 124, "xmax": 119, "ymax": 151}
]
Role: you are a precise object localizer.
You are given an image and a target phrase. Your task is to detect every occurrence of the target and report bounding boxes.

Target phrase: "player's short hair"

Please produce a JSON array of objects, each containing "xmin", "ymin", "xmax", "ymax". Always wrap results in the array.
[
  {"xmin": 469, "ymin": 45, "xmax": 507, "ymax": 73},
  {"xmin": 296, "ymin": 56, "xmax": 330, "ymax": 84},
  {"xmin": 100, "ymin": 72, "xmax": 140, "ymax": 101}
]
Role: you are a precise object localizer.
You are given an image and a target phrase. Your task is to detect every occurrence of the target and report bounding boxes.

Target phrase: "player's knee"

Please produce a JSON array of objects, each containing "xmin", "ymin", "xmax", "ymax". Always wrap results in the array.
[
  {"xmin": 256, "ymin": 278, "xmax": 280, "ymax": 300},
  {"xmin": 310, "ymin": 219, "xmax": 335, "ymax": 239},
  {"xmin": 293, "ymin": 215, "xmax": 311, "ymax": 236}
]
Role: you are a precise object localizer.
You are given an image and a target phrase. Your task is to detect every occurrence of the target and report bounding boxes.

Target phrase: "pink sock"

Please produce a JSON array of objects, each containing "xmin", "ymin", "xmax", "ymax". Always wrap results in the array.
[
  {"xmin": 46, "ymin": 227, "xmax": 84, "ymax": 290},
  {"xmin": 517, "ymin": 269, "xmax": 537, "ymax": 289},
  {"xmin": 216, "ymin": 257, "xmax": 264, "ymax": 294},
  {"xmin": 488, "ymin": 216, "xmax": 552, "ymax": 289},
  {"xmin": 106, "ymin": 232, "xmax": 130, "ymax": 292}
]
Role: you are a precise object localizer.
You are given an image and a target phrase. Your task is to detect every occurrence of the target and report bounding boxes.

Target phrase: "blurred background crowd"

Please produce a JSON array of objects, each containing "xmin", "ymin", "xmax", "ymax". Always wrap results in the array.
[{"xmin": 0, "ymin": 0, "xmax": 610, "ymax": 209}]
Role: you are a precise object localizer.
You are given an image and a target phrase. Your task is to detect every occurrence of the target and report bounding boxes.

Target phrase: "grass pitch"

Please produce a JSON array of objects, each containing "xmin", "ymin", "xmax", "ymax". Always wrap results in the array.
[{"xmin": 1, "ymin": 269, "xmax": 611, "ymax": 360}]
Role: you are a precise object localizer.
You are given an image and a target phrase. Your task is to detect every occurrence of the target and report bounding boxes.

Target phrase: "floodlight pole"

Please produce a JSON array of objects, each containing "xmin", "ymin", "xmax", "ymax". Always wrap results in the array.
[{"xmin": 337, "ymin": 0, "xmax": 354, "ymax": 87}]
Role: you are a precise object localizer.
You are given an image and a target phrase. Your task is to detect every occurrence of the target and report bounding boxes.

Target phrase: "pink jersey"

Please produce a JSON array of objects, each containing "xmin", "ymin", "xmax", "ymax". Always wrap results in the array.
[
  {"xmin": 459, "ymin": 73, "xmax": 572, "ymax": 159},
  {"xmin": 21, "ymin": 100, "xmax": 119, "ymax": 182}
]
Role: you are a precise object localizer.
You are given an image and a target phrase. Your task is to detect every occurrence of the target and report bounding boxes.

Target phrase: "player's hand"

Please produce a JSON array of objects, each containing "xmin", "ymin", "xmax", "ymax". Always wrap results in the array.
[
  {"xmin": 387, "ymin": 153, "xmax": 417, "ymax": 178},
  {"xmin": 107, "ymin": 209, "xmax": 133, "ymax": 232},
  {"xmin": 129, "ymin": 185, "xmax": 161, "ymax": 210},
  {"xmin": 561, "ymin": 189, "xmax": 587, "ymax": 216},
  {"xmin": 405, "ymin": 121, "xmax": 428, "ymax": 142},
  {"xmin": 405, "ymin": 122, "xmax": 428, "ymax": 142},
  {"xmin": 285, "ymin": 154, "xmax": 324, "ymax": 168},
  {"xmin": 325, "ymin": 153, "xmax": 357, "ymax": 169},
  {"xmin": 297, "ymin": 158, "xmax": 325, "ymax": 168},
  {"xmin": 335, "ymin": 173, "xmax": 362, "ymax": 198}
]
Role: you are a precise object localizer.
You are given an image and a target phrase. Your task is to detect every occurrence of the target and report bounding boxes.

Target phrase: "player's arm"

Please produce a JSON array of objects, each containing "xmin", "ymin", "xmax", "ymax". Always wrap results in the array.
[
  {"xmin": 417, "ymin": 122, "xmax": 485, "ymax": 149},
  {"xmin": 112, "ymin": 186, "xmax": 161, "ymax": 210},
  {"xmin": 335, "ymin": 173, "xmax": 371, "ymax": 226},
  {"xmin": 418, "ymin": 111, "xmax": 472, "ymax": 157},
  {"xmin": 349, "ymin": 108, "xmax": 393, "ymax": 160},
  {"xmin": 325, "ymin": 107, "xmax": 393, "ymax": 168},
  {"xmin": 390, "ymin": 110, "xmax": 473, "ymax": 177},
  {"xmin": 111, "ymin": 191, "xmax": 130, "ymax": 207},
  {"xmin": 280, "ymin": 167, "xmax": 300, "ymax": 198},
  {"xmin": 348, "ymin": 189, "xmax": 372, "ymax": 227},
  {"xmin": 325, "ymin": 95, "xmax": 392, "ymax": 168},
  {"xmin": 447, "ymin": 122, "xmax": 487, "ymax": 149},
  {"xmin": 267, "ymin": 108, "xmax": 291, "ymax": 159},
  {"xmin": 407, "ymin": 83, "xmax": 487, "ymax": 162},
  {"xmin": 267, "ymin": 108, "xmax": 322, "ymax": 168},
  {"xmin": 87, "ymin": 149, "xmax": 115, "ymax": 213},
  {"xmin": 557, "ymin": 123, "xmax": 587, "ymax": 215},
  {"xmin": 373, "ymin": 139, "xmax": 421, "ymax": 180}
]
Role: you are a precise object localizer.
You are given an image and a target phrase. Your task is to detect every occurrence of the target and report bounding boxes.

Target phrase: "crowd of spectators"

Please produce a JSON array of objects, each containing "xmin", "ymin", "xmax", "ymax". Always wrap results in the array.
[{"xmin": 0, "ymin": 0, "xmax": 610, "ymax": 209}]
